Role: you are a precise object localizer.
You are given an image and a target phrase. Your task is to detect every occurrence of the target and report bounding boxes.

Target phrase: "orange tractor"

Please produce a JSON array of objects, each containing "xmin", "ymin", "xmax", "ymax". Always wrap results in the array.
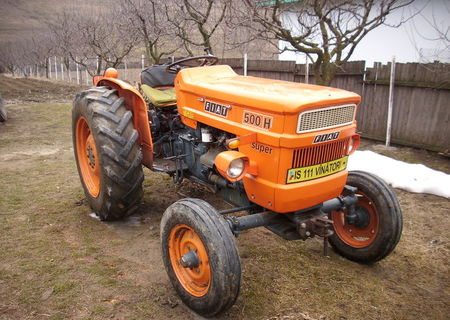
[{"xmin": 72, "ymin": 54, "xmax": 402, "ymax": 317}]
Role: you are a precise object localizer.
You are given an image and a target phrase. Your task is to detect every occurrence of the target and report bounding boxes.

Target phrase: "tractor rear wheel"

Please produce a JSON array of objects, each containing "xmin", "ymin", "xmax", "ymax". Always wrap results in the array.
[
  {"xmin": 328, "ymin": 171, "xmax": 402, "ymax": 263},
  {"xmin": 0, "ymin": 106, "xmax": 6, "ymax": 122},
  {"xmin": 72, "ymin": 87, "xmax": 144, "ymax": 220},
  {"xmin": 160, "ymin": 198, "xmax": 241, "ymax": 317},
  {"xmin": 0, "ymin": 94, "xmax": 6, "ymax": 122}
]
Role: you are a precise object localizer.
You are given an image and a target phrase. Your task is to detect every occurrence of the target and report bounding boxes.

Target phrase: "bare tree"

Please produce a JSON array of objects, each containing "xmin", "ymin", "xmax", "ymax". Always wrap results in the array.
[
  {"xmin": 50, "ymin": 9, "xmax": 139, "ymax": 76},
  {"xmin": 29, "ymin": 32, "xmax": 56, "ymax": 78},
  {"xmin": 408, "ymin": 0, "xmax": 450, "ymax": 62},
  {"xmin": 0, "ymin": 42, "xmax": 20, "ymax": 75},
  {"xmin": 241, "ymin": 0, "xmax": 414, "ymax": 85},
  {"xmin": 167, "ymin": 0, "xmax": 230, "ymax": 55},
  {"xmin": 0, "ymin": 38, "xmax": 47, "ymax": 77},
  {"xmin": 120, "ymin": 0, "xmax": 179, "ymax": 64}
]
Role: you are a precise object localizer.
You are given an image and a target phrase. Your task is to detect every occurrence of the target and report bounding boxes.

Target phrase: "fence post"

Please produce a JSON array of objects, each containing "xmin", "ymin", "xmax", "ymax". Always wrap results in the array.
[
  {"xmin": 61, "ymin": 58, "xmax": 64, "ymax": 81},
  {"xmin": 141, "ymin": 54, "xmax": 145, "ymax": 69},
  {"xmin": 386, "ymin": 56, "xmax": 396, "ymax": 147},
  {"xmin": 54, "ymin": 56, "xmax": 58, "ymax": 80},
  {"xmin": 243, "ymin": 53, "xmax": 248, "ymax": 76},
  {"xmin": 76, "ymin": 57, "xmax": 80, "ymax": 85},
  {"xmin": 124, "ymin": 58, "xmax": 128, "ymax": 81},
  {"xmin": 305, "ymin": 56, "xmax": 309, "ymax": 84}
]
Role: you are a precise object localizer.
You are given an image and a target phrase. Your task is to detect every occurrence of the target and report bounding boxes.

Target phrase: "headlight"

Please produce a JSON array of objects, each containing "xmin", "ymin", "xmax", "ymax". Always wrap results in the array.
[
  {"xmin": 347, "ymin": 134, "xmax": 360, "ymax": 155},
  {"xmin": 214, "ymin": 151, "xmax": 249, "ymax": 182},
  {"xmin": 227, "ymin": 158, "xmax": 245, "ymax": 178}
]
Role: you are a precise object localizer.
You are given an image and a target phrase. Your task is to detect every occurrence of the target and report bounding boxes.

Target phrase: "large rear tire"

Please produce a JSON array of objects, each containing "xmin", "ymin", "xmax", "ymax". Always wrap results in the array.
[
  {"xmin": 161, "ymin": 198, "xmax": 241, "ymax": 317},
  {"xmin": 72, "ymin": 87, "xmax": 144, "ymax": 220},
  {"xmin": 0, "ymin": 94, "xmax": 6, "ymax": 122},
  {"xmin": 329, "ymin": 171, "xmax": 403, "ymax": 263}
]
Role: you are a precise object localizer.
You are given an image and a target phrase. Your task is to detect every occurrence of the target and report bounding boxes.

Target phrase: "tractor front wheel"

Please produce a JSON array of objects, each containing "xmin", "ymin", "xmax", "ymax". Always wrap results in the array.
[
  {"xmin": 72, "ymin": 87, "xmax": 144, "ymax": 220},
  {"xmin": 329, "ymin": 171, "xmax": 403, "ymax": 263},
  {"xmin": 161, "ymin": 198, "xmax": 241, "ymax": 317}
]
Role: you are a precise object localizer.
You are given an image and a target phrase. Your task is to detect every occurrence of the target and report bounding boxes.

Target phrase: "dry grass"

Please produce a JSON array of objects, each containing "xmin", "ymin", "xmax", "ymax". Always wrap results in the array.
[{"xmin": 0, "ymin": 77, "xmax": 449, "ymax": 320}]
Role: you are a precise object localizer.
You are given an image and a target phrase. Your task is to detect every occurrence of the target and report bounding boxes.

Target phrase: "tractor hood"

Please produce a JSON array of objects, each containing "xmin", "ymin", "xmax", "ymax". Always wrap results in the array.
[{"xmin": 176, "ymin": 65, "xmax": 360, "ymax": 114}]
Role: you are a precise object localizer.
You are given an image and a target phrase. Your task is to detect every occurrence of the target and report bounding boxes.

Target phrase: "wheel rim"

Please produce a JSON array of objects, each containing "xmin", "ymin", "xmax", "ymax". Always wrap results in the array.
[
  {"xmin": 331, "ymin": 191, "xmax": 379, "ymax": 248},
  {"xmin": 168, "ymin": 225, "xmax": 211, "ymax": 297},
  {"xmin": 76, "ymin": 117, "xmax": 100, "ymax": 197}
]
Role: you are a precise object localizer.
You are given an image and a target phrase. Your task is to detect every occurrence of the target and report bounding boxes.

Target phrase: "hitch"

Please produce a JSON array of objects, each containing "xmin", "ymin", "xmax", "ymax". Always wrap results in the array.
[{"xmin": 298, "ymin": 185, "xmax": 359, "ymax": 256}]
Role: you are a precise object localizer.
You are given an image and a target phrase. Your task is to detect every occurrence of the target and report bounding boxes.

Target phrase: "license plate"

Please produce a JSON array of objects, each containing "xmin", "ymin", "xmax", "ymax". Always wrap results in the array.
[{"xmin": 286, "ymin": 156, "xmax": 348, "ymax": 184}]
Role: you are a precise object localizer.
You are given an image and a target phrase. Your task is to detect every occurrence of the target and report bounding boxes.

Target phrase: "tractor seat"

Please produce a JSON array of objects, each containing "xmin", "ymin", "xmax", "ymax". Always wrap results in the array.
[{"xmin": 140, "ymin": 84, "xmax": 177, "ymax": 107}]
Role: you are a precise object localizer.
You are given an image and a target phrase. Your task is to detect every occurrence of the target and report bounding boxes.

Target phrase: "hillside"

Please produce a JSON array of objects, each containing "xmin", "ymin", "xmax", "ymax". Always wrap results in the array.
[
  {"xmin": 0, "ymin": 74, "xmax": 82, "ymax": 103},
  {"xmin": 0, "ymin": 0, "xmax": 113, "ymax": 44}
]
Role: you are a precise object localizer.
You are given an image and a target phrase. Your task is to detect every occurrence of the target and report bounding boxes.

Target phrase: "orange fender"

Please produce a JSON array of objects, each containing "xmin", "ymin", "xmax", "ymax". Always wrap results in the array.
[{"xmin": 97, "ymin": 77, "xmax": 153, "ymax": 168}]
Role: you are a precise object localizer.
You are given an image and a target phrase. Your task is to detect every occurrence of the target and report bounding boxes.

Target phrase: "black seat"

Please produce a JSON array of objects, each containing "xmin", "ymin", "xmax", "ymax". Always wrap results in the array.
[{"xmin": 141, "ymin": 64, "xmax": 176, "ymax": 88}]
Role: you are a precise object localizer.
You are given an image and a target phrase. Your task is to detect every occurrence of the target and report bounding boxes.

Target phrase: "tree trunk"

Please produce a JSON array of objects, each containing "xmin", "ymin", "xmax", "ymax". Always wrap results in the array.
[
  {"xmin": 96, "ymin": 56, "xmax": 102, "ymax": 75},
  {"xmin": 146, "ymin": 44, "xmax": 162, "ymax": 65},
  {"xmin": 312, "ymin": 58, "xmax": 337, "ymax": 87}
]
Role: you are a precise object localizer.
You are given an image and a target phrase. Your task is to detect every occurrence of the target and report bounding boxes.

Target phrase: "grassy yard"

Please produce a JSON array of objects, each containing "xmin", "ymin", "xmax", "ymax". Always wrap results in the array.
[{"xmin": 0, "ymin": 76, "xmax": 449, "ymax": 320}]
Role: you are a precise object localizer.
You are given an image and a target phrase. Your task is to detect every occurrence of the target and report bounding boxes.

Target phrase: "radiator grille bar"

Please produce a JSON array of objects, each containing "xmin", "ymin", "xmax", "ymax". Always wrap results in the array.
[{"xmin": 292, "ymin": 138, "xmax": 350, "ymax": 168}]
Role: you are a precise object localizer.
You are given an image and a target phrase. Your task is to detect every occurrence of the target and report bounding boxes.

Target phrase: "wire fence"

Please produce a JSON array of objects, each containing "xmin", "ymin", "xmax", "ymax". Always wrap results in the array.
[{"xmin": 12, "ymin": 55, "xmax": 167, "ymax": 85}]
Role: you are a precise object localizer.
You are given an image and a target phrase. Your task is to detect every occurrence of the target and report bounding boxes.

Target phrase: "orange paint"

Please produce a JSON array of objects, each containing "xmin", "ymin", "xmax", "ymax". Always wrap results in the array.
[
  {"xmin": 97, "ymin": 78, "xmax": 153, "ymax": 168},
  {"xmin": 331, "ymin": 191, "xmax": 380, "ymax": 247},
  {"xmin": 214, "ymin": 151, "xmax": 249, "ymax": 182},
  {"xmin": 95, "ymin": 64, "xmax": 362, "ymax": 213},
  {"xmin": 175, "ymin": 65, "xmax": 361, "ymax": 212},
  {"xmin": 75, "ymin": 117, "xmax": 100, "ymax": 197},
  {"xmin": 169, "ymin": 225, "xmax": 211, "ymax": 297},
  {"xmin": 104, "ymin": 68, "xmax": 118, "ymax": 78}
]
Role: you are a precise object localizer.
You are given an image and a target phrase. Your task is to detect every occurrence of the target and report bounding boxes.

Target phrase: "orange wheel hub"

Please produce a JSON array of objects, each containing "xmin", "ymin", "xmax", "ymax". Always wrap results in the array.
[
  {"xmin": 169, "ymin": 225, "xmax": 211, "ymax": 297},
  {"xmin": 76, "ymin": 117, "xmax": 100, "ymax": 197},
  {"xmin": 331, "ymin": 191, "xmax": 379, "ymax": 248}
]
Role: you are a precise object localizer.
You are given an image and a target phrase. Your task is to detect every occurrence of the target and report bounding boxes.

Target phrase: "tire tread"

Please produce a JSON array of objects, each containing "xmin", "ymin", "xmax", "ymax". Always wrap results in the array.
[{"xmin": 72, "ymin": 87, "xmax": 144, "ymax": 220}]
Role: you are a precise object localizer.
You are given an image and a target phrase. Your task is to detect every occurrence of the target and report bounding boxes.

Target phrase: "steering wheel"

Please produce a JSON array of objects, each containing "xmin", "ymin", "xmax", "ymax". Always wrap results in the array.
[{"xmin": 166, "ymin": 55, "xmax": 219, "ymax": 74}]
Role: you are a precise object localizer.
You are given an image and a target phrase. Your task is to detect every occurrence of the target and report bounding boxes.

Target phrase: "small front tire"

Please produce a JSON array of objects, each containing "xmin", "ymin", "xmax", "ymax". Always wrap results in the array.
[
  {"xmin": 329, "ymin": 171, "xmax": 403, "ymax": 263},
  {"xmin": 161, "ymin": 198, "xmax": 241, "ymax": 317}
]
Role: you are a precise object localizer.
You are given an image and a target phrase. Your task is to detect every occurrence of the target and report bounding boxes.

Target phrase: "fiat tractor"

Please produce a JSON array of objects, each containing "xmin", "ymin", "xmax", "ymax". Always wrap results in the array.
[{"xmin": 72, "ymin": 54, "xmax": 402, "ymax": 317}]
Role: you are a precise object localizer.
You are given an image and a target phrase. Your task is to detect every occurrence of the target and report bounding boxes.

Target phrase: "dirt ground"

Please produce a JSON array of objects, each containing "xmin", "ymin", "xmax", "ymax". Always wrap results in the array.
[{"xmin": 0, "ymin": 75, "xmax": 449, "ymax": 320}]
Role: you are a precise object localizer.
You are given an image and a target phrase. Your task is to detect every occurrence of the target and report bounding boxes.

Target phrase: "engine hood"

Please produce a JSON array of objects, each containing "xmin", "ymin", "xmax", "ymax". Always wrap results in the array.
[{"xmin": 176, "ymin": 65, "xmax": 361, "ymax": 114}]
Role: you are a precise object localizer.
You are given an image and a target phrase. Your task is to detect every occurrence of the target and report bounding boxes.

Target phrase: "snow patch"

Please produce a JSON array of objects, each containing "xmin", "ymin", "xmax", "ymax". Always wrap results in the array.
[{"xmin": 348, "ymin": 151, "xmax": 450, "ymax": 199}]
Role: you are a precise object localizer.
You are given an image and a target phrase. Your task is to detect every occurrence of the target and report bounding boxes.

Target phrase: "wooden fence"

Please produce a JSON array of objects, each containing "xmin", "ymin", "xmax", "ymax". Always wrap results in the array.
[
  {"xmin": 221, "ymin": 58, "xmax": 450, "ymax": 153},
  {"xmin": 11, "ymin": 56, "xmax": 449, "ymax": 153}
]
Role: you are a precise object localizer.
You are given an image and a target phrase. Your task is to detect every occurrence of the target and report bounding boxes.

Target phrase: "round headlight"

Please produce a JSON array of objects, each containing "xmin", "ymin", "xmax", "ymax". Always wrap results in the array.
[
  {"xmin": 347, "ymin": 135, "xmax": 360, "ymax": 155},
  {"xmin": 348, "ymin": 137, "xmax": 354, "ymax": 153},
  {"xmin": 227, "ymin": 158, "xmax": 245, "ymax": 178}
]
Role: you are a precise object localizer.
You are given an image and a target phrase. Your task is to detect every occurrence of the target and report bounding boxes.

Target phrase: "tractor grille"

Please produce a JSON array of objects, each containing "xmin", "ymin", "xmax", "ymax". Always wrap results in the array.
[
  {"xmin": 297, "ymin": 104, "xmax": 356, "ymax": 133},
  {"xmin": 292, "ymin": 138, "xmax": 350, "ymax": 168}
]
